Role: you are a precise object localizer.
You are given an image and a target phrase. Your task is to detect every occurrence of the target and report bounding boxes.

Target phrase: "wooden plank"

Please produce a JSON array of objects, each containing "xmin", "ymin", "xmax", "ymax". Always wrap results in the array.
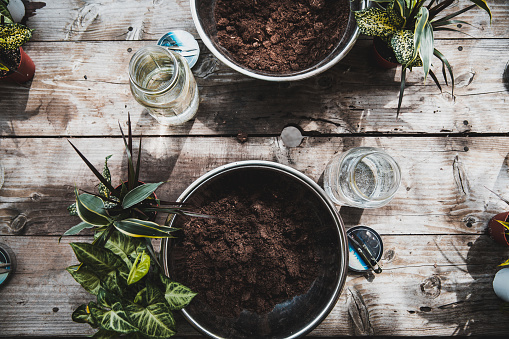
[
  {"xmin": 22, "ymin": 0, "xmax": 504, "ymax": 42},
  {"xmin": 0, "ymin": 234, "xmax": 507, "ymax": 337},
  {"xmin": 1, "ymin": 38, "xmax": 508, "ymax": 136},
  {"xmin": 1, "ymin": 136, "xmax": 509, "ymax": 236}
]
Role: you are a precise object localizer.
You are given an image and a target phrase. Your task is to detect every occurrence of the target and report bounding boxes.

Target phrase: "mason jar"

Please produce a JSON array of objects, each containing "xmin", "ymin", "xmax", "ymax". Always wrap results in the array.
[{"xmin": 129, "ymin": 45, "xmax": 199, "ymax": 125}]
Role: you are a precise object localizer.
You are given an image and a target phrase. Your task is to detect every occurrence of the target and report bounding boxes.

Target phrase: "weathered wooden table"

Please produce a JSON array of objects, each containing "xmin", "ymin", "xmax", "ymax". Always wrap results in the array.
[{"xmin": 1, "ymin": 0, "xmax": 509, "ymax": 337}]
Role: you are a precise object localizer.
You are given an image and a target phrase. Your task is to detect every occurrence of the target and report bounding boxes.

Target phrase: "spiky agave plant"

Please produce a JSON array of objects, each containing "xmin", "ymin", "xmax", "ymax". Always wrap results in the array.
[
  {"xmin": 63, "ymin": 115, "xmax": 208, "ymax": 337},
  {"xmin": 354, "ymin": 0, "xmax": 492, "ymax": 116}
]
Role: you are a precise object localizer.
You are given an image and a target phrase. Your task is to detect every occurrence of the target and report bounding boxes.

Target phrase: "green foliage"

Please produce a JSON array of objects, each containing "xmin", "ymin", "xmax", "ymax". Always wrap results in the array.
[
  {"xmin": 64, "ymin": 115, "xmax": 203, "ymax": 337},
  {"xmin": 0, "ymin": 23, "xmax": 31, "ymax": 50},
  {"xmin": 0, "ymin": 1, "xmax": 13, "ymax": 25},
  {"xmin": 63, "ymin": 114, "xmax": 204, "ymax": 239},
  {"xmin": 67, "ymin": 232, "xmax": 197, "ymax": 338},
  {"xmin": 354, "ymin": 0, "xmax": 492, "ymax": 116}
]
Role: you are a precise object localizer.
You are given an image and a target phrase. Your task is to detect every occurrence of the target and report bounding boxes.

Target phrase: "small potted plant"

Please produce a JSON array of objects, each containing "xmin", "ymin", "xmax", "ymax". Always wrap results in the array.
[
  {"xmin": 0, "ymin": 1, "xmax": 34, "ymax": 83},
  {"xmin": 353, "ymin": 0, "xmax": 492, "ymax": 116},
  {"xmin": 486, "ymin": 188, "xmax": 509, "ymax": 247},
  {"xmin": 62, "ymin": 115, "xmax": 209, "ymax": 338}
]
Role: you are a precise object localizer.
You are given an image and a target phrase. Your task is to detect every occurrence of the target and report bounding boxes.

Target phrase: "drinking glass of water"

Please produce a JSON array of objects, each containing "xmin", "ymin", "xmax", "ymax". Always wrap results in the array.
[
  {"xmin": 323, "ymin": 147, "xmax": 401, "ymax": 208},
  {"xmin": 129, "ymin": 45, "xmax": 199, "ymax": 125}
]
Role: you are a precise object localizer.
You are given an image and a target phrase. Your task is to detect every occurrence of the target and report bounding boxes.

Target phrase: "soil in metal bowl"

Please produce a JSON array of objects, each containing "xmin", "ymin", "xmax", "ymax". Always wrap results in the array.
[
  {"xmin": 214, "ymin": 0, "xmax": 350, "ymax": 73},
  {"xmin": 171, "ymin": 170, "xmax": 321, "ymax": 318}
]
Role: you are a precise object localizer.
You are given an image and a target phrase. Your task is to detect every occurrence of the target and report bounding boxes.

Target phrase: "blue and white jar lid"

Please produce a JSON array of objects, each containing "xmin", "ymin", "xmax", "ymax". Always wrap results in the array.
[
  {"xmin": 0, "ymin": 242, "xmax": 16, "ymax": 287},
  {"xmin": 157, "ymin": 30, "xmax": 200, "ymax": 68}
]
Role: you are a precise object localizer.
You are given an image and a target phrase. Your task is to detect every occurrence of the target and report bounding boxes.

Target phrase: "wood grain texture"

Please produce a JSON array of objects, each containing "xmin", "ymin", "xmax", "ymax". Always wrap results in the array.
[
  {"xmin": 22, "ymin": 0, "xmax": 503, "ymax": 42},
  {"xmin": 0, "ymin": 37, "xmax": 508, "ymax": 136},
  {"xmin": 1, "ymin": 1, "xmax": 508, "ymax": 337},
  {"xmin": 0, "ymin": 234, "xmax": 507, "ymax": 337},
  {"xmin": 1, "ymin": 136, "xmax": 509, "ymax": 237}
]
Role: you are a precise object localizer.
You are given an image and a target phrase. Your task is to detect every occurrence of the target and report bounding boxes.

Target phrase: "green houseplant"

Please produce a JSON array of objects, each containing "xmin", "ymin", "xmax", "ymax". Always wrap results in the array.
[
  {"xmin": 63, "ymin": 115, "xmax": 207, "ymax": 338},
  {"xmin": 354, "ymin": 0, "xmax": 492, "ymax": 116},
  {"xmin": 0, "ymin": 0, "xmax": 34, "ymax": 83}
]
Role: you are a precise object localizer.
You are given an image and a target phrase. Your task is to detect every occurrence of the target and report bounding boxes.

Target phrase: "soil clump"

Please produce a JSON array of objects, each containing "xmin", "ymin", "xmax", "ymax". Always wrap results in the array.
[
  {"xmin": 172, "ymin": 174, "xmax": 320, "ymax": 318},
  {"xmin": 214, "ymin": 0, "xmax": 350, "ymax": 73}
]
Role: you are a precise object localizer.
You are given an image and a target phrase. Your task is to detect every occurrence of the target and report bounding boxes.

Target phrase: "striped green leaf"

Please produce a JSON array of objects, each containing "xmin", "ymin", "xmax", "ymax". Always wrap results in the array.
[
  {"xmin": 113, "ymin": 219, "xmax": 176, "ymax": 239},
  {"xmin": 160, "ymin": 273, "xmax": 197, "ymax": 310},
  {"xmin": 70, "ymin": 242, "xmax": 129, "ymax": 277},
  {"xmin": 103, "ymin": 231, "xmax": 144, "ymax": 269},
  {"xmin": 127, "ymin": 252, "xmax": 150, "ymax": 285},
  {"xmin": 433, "ymin": 48, "xmax": 454, "ymax": 95},
  {"xmin": 126, "ymin": 283, "xmax": 176, "ymax": 338},
  {"xmin": 88, "ymin": 300, "xmax": 138, "ymax": 334},
  {"xmin": 470, "ymin": 0, "xmax": 492, "ymax": 22},
  {"xmin": 122, "ymin": 182, "xmax": 164, "ymax": 209},
  {"xmin": 64, "ymin": 221, "xmax": 96, "ymax": 236},
  {"xmin": 414, "ymin": 8, "xmax": 433, "ymax": 80},
  {"xmin": 67, "ymin": 265, "xmax": 102, "ymax": 296},
  {"xmin": 72, "ymin": 304, "xmax": 98, "ymax": 328},
  {"xmin": 75, "ymin": 190, "xmax": 111, "ymax": 226}
]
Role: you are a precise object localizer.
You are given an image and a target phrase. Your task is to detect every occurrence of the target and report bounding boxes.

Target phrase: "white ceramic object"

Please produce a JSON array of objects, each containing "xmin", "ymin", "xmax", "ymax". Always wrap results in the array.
[
  {"xmin": 6, "ymin": 0, "xmax": 25, "ymax": 22},
  {"xmin": 493, "ymin": 268, "xmax": 509, "ymax": 302}
]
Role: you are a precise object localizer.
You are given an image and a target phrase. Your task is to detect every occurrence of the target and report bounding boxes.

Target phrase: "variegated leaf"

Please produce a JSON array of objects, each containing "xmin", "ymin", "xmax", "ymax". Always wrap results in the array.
[
  {"xmin": 354, "ymin": 7, "xmax": 402, "ymax": 38},
  {"xmin": 103, "ymin": 231, "xmax": 144, "ymax": 269},
  {"xmin": 88, "ymin": 301, "xmax": 138, "ymax": 334},
  {"xmin": 75, "ymin": 190, "xmax": 111, "ymax": 226},
  {"xmin": 122, "ymin": 182, "xmax": 164, "ymax": 209},
  {"xmin": 70, "ymin": 242, "xmax": 129, "ymax": 277},
  {"xmin": 391, "ymin": 30, "xmax": 423, "ymax": 67},
  {"xmin": 160, "ymin": 274, "xmax": 197, "ymax": 310},
  {"xmin": 125, "ymin": 283, "xmax": 176, "ymax": 338},
  {"xmin": 67, "ymin": 265, "xmax": 102, "ymax": 295},
  {"xmin": 113, "ymin": 218, "xmax": 176, "ymax": 239},
  {"xmin": 127, "ymin": 252, "xmax": 150, "ymax": 285}
]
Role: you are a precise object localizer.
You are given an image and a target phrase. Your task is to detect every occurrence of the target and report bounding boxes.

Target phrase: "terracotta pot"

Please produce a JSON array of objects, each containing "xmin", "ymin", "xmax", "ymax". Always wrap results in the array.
[
  {"xmin": 372, "ymin": 38, "xmax": 399, "ymax": 69},
  {"xmin": 488, "ymin": 211, "xmax": 509, "ymax": 247},
  {"xmin": 1, "ymin": 47, "xmax": 35, "ymax": 84}
]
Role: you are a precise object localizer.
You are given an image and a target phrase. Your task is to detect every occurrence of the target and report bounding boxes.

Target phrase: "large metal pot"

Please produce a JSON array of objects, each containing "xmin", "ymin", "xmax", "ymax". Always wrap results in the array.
[
  {"xmin": 190, "ymin": 0, "xmax": 366, "ymax": 81},
  {"xmin": 161, "ymin": 160, "xmax": 348, "ymax": 338}
]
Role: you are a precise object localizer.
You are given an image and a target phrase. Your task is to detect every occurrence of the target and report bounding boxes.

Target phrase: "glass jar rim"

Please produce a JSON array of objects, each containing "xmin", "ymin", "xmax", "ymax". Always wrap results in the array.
[
  {"xmin": 128, "ymin": 45, "xmax": 179, "ymax": 95},
  {"xmin": 347, "ymin": 149, "xmax": 401, "ymax": 202}
]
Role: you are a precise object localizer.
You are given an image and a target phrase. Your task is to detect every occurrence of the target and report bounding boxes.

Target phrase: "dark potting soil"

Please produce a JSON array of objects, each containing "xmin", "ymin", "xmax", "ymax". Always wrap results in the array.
[
  {"xmin": 214, "ymin": 0, "xmax": 350, "ymax": 73},
  {"xmin": 173, "ymin": 176, "xmax": 320, "ymax": 318},
  {"xmin": 0, "ymin": 49, "xmax": 20, "ymax": 77}
]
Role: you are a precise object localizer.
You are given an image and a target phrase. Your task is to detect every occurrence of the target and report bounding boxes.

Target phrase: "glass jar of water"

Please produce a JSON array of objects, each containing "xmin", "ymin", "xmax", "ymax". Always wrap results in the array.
[
  {"xmin": 129, "ymin": 45, "xmax": 199, "ymax": 125},
  {"xmin": 324, "ymin": 147, "xmax": 401, "ymax": 208}
]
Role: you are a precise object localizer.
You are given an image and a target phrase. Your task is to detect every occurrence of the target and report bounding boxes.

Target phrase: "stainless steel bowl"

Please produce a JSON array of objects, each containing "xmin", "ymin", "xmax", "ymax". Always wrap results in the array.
[
  {"xmin": 190, "ymin": 0, "xmax": 366, "ymax": 81},
  {"xmin": 162, "ymin": 160, "xmax": 348, "ymax": 338}
]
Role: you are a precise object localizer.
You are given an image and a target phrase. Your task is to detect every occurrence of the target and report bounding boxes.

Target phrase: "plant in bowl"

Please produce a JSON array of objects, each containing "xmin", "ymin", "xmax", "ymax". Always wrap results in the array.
[
  {"xmin": 0, "ymin": 1, "xmax": 35, "ymax": 83},
  {"xmin": 353, "ymin": 0, "xmax": 492, "ymax": 116},
  {"xmin": 63, "ymin": 115, "xmax": 207, "ymax": 338}
]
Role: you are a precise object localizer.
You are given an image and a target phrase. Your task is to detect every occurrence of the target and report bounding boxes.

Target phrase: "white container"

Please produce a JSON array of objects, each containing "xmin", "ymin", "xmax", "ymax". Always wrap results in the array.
[
  {"xmin": 6, "ymin": 0, "xmax": 25, "ymax": 22},
  {"xmin": 493, "ymin": 268, "xmax": 509, "ymax": 302}
]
